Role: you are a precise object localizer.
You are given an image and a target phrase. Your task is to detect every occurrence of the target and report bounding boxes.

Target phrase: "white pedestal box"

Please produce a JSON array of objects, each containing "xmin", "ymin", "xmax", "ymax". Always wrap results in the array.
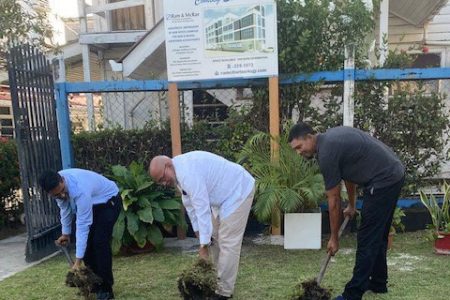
[{"xmin": 284, "ymin": 212, "xmax": 322, "ymax": 249}]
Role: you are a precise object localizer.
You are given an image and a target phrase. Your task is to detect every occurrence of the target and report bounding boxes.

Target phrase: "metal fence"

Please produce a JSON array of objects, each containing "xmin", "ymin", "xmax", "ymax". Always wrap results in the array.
[
  {"xmin": 66, "ymin": 88, "xmax": 253, "ymax": 132},
  {"xmin": 7, "ymin": 44, "xmax": 62, "ymax": 262},
  {"xmin": 56, "ymin": 68, "xmax": 450, "ymax": 170}
]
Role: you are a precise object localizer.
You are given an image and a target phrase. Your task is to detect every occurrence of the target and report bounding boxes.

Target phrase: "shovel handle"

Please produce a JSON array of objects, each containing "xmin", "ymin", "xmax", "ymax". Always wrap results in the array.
[
  {"xmin": 55, "ymin": 240, "xmax": 74, "ymax": 267},
  {"xmin": 316, "ymin": 216, "xmax": 350, "ymax": 284}
]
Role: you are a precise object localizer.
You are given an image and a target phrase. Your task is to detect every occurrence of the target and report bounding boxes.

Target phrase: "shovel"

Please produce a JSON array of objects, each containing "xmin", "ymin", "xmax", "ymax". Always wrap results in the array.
[
  {"xmin": 55, "ymin": 241, "xmax": 102, "ymax": 298},
  {"xmin": 292, "ymin": 216, "xmax": 351, "ymax": 300},
  {"xmin": 316, "ymin": 216, "xmax": 350, "ymax": 284},
  {"xmin": 55, "ymin": 240, "xmax": 74, "ymax": 267}
]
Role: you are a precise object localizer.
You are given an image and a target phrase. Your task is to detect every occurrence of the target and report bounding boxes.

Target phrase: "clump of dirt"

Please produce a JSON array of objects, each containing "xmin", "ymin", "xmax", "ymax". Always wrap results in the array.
[
  {"xmin": 177, "ymin": 259, "xmax": 218, "ymax": 300},
  {"xmin": 65, "ymin": 266, "xmax": 102, "ymax": 299},
  {"xmin": 291, "ymin": 279, "xmax": 331, "ymax": 300}
]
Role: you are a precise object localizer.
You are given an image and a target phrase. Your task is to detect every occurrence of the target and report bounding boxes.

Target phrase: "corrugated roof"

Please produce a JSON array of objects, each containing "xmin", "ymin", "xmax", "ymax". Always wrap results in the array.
[{"xmin": 390, "ymin": 0, "xmax": 449, "ymax": 26}]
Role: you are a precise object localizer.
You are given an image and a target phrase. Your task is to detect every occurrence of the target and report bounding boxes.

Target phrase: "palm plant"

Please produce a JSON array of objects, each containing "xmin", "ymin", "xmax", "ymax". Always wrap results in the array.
[
  {"xmin": 419, "ymin": 182, "xmax": 450, "ymax": 234},
  {"xmin": 238, "ymin": 132, "xmax": 325, "ymax": 225}
]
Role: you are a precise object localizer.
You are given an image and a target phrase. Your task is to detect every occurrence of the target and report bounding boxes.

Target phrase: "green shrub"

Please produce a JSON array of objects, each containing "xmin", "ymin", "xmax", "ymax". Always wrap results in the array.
[
  {"xmin": 110, "ymin": 161, "xmax": 185, "ymax": 253},
  {"xmin": 72, "ymin": 110, "xmax": 258, "ymax": 172},
  {"xmin": 72, "ymin": 127, "xmax": 172, "ymax": 174},
  {"xmin": 0, "ymin": 139, "xmax": 21, "ymax": 225}
]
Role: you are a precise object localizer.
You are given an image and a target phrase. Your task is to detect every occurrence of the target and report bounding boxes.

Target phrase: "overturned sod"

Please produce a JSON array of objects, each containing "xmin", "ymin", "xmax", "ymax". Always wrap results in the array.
[
  {"xmin": 65, "ymin": 266, "xmax": 102, "ymax": 299},
  {"xmin": 177, "ymin": 259, "xmax": 218, "ymax": 300}
]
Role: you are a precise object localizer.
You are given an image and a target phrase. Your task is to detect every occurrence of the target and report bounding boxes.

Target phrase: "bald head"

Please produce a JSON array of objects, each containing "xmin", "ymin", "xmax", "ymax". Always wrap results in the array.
[{"xmin": 149, "ymin": 155, "xmax": 176, "ymax": 187}]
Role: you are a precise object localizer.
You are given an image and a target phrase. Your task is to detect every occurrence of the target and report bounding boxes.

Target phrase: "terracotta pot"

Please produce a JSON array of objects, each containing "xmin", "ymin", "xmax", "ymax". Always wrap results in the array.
[
  {"xmin": 434, "ymin": 232, "xmax": 450, "ymax": 255},
  {"xmin": 121, "ymin": 242, "xmax": 155, "ymax": 256},
  {"xmin": 387, "ymin": 233, "xmax": 394, "ymax": 250}
]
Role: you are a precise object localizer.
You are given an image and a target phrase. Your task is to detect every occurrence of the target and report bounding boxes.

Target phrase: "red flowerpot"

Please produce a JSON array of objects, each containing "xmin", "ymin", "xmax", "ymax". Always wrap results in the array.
[
  {"xmin": 434, "ymin": 232, "xmax": 450, "ymax": 255},
  {"xmin": 387, "ymin": 233, "xmax": 394, "ymax": 250}
]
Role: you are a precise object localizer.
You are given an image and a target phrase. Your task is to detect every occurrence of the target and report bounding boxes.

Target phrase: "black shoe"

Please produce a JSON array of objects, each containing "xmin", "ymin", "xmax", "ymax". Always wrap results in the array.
[
  {"xmin": 96, "ymin": 291, "xmax": 114, "ymax": 300},
  {"xmin": 211, "ymin": 293, "xmax": 232, "ymax": 300}
]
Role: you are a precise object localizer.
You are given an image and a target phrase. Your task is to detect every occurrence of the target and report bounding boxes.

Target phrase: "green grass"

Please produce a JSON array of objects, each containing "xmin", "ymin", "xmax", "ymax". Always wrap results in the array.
[{"xmin": 0, "ymin": 231, "xmax": 448, "ymax": 300}]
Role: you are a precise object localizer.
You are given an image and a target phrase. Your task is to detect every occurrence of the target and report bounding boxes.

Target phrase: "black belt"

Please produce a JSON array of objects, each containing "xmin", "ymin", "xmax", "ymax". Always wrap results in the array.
[{"xmin": 93, "ymin": 193, "xmax": 122, "ymax": 209}]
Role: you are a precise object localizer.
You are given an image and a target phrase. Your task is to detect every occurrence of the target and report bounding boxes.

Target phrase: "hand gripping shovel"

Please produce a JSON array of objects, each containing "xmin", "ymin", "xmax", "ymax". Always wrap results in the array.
[
  {"xmin": 316, "ymin": 216, "xmax": 350, "ymax": 284},
  {"xmin": 292, "ymin": 216, "xmax": 351, "ymax": 300},
  {"xmin": 55, "ymin": 241, "xmax": 103, "ymax": 298}
]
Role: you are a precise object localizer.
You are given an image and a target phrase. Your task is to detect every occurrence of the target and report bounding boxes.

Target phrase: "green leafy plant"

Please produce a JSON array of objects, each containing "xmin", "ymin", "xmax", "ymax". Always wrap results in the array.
[
  {"xmin": 390, "ymin": 207, "xmax": 405, "ymax": 234},
  {"xmin": 319, "ymin": 50, "xmax": 450, "ymax": 195},
  {"xmin": 238, "ymin": 132, "xmax": 325, "ymax": 225},
  {"xmin": 0, "ymin": 0, "xmax": 53, "ymax": 67},
  {"xmin": 110, "ymin": 161, "xmax": 184, "ymax": 253},
  {"xmin": 250, "ymin": 0, "xmax": 376, "ymax": 129},
  {"xmin": 419, "ymin": 182, "xmax": 450, "ymax": 235},
  {"xmin": 0, "ymin": 139, "xmax": 21, "ymax": 226}
]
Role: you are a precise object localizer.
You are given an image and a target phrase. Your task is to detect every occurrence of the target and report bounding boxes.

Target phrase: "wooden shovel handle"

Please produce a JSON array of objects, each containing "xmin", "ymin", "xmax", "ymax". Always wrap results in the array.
[
  {"xmin": 55, "ymin": 240, "xmax": 74, "ymax": 267},
  {"xmin": 316, "ymin": 216, "xmax": 350, "ymax": 284}
]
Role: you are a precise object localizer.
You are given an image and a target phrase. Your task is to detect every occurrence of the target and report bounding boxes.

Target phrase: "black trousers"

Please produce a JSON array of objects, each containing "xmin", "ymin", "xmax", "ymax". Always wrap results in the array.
[
  {"xmin": 343, "ymin": 177, "xmax": 404, "ymax": 300},
  {"xmin": 83, "ymin": 194, "xmax": 122, "ymax": 293}
]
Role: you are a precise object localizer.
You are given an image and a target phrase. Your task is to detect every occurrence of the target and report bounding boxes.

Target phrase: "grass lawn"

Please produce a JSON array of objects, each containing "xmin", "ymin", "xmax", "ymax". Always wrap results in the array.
[{"xmin": 0, "ymin": 230, "xmax": 448, "ymax": 300}]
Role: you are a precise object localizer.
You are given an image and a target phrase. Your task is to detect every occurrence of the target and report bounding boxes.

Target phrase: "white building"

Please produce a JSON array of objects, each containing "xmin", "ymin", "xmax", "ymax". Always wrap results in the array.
[
  {"xmin": 52, "ymin": 0, "xmax": 450, "ymax": 176},
  {"xmin": 205, "ymin": 5, "xmax": 268, "ymax": 52}
]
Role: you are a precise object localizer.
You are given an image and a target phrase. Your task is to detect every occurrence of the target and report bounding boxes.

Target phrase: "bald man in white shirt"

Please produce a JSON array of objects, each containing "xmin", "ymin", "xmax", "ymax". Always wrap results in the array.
[{"xmin": 149, "ymin": 151, "xmax": 255, "ymax": 299}]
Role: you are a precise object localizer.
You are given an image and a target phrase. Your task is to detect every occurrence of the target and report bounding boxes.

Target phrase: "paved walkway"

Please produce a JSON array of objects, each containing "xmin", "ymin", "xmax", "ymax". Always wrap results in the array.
[
  {"xmin": 0, "ymin": 234, "xmax": 199, "ymax": 282},
  {"xmin": 0, "ymin": 234, "xmax": 60, "ymax": 282}
]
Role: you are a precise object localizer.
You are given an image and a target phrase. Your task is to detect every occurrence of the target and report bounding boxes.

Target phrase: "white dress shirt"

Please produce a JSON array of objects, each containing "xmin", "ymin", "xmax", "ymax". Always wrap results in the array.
[{"xmin": 172, "ymin": 151, "xmax": 255, "ymax": 245}]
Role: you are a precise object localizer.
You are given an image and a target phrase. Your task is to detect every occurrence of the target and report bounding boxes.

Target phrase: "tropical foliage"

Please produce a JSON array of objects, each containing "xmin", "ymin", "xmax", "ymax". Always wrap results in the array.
[
  {"xmin": 110, "ymin": 161, "xmax": 184, "ymax": 253},
  {"xmin": 419, "ymin": 182, "xmax": 450, "ymax": 235},
  {"xmin": 0, "ymin": 139, "xmax": 21, "ymax": 227},
  {"xmin": 238, "ymin": 132, "xmax": 324, "ymax": 225},
  {"xmin": 0, "ymin": 0, "xmax": 52, "ymax": 66},
  {"xmin": 390, "ymin": 207, "xmax": 405, "ymax": 234}
]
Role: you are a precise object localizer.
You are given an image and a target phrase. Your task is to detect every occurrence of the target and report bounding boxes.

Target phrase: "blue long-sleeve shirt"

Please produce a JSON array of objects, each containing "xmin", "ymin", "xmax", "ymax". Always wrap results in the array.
[{"xmin": 55, "ymin": 169, "xmax": 119, "ymax": 259}]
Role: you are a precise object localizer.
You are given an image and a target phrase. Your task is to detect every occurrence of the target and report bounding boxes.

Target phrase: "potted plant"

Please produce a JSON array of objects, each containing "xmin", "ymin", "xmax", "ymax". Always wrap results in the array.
[
  {"xmin": 239, "ymin": 132, "xmax": 325, "ymax": 249},
  {"xmin": 110, "ymin": 161, "xmax": 185, "ymax": 255},
  {"xmin": 388, "ymin": 207, "xmax": 405, "ymax": 250},
  {"xmin": 419, "ymin": 182, "xmax": 450, "ymax": 255}
]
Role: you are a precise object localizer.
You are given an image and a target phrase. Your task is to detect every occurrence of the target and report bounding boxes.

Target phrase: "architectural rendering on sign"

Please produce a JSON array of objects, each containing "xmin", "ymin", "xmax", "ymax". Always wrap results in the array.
[{"xmin": 204, "ymin": 5, "xmax": 274, "ymax": 55}]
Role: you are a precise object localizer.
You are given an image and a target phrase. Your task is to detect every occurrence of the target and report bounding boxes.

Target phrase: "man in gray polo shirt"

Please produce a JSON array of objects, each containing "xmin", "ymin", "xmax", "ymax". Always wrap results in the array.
[{"xmin": 288, "ymin": 122, "xmax": 405, "ymax": 300}]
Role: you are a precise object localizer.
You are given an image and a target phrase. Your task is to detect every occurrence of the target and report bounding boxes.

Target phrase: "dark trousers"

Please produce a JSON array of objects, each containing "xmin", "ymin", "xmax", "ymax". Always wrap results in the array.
[
  {"xmin": 84, "ymin": 194, "xmax": 122, "ymax": 293},
  {"xmin": 343, "ymin": 177, "xmax": 404, "ymax": 300}
]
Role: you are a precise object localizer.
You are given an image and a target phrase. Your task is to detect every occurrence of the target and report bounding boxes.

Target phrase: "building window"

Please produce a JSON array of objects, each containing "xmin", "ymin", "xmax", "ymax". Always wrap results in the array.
[
  {"xmin": 412, "ymin": 53, "xmax": 440, "ymax": 68},
  {"xmin": 224, "ymin": 33, "xmax": 233, "ymax": 41},
  {"xmin": 0, "ymin": 106, "xmax": 11, "ymax": 115},
  {"xmin": 192, "ymin": 90, "xmax": 229, "ymax": 136},
  {"xmin": 234, "ymin": 31, "xmax": 241, "ymax": 40},
  {"xmin": 234, "ymin": 20, "xmax": 240, "ymax": 30},
  {"xmin": 223, "ymin": 24, "xmax": 233, "ymax": 32},
  {"xmin": 241, "ymin": 14, "xmax": 254, "ymax": 28},
  {"xmin": 0, "ymin": 119, "xmax": 13, "ymax": 127},
  {"xmin": 241, "ymin": 28, "xmax": 254, "ymax": 39},
  {"xmin": 0, "ymin": 127, "xmax": 14, "ymax": 137}
]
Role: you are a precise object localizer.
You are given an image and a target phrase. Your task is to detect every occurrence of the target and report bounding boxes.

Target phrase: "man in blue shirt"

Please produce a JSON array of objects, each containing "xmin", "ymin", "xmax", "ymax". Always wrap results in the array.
[
  {"xmin": 288, "ymin": 123, "xmax": 405, "ymax": 300},
  {"xmin": 39, "ymin": 169, "xmax": 121, "ymax": 300}
]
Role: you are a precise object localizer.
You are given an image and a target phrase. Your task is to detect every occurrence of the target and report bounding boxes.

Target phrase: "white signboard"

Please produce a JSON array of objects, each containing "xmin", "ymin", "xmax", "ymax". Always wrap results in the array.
[{"xmin": 163, "ymin": 0, "xmax": 278, "ymax": 81}]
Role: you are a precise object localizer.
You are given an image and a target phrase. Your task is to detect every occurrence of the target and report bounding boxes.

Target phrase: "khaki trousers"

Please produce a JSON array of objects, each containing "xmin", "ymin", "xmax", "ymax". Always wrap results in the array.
[{"xmin": 210, "ymin": 187, "xmax": 255, "ymax": 297}]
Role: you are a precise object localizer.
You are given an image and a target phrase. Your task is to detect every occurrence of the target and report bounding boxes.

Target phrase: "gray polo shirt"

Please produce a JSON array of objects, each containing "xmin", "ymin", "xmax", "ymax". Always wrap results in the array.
[{"xmin": 316, "ymin": 126, "xmax": 405, "ymax": 191}]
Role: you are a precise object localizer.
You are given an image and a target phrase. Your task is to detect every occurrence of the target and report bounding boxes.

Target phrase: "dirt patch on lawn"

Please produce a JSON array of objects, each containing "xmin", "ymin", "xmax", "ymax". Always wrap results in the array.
[
  {"xmin": 387, "ymin": 253, "xmax": 424, "ymax": 272},
  {"xmin": 291, "ymin": 279, "xmax": 331, "ymax": 300}
]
